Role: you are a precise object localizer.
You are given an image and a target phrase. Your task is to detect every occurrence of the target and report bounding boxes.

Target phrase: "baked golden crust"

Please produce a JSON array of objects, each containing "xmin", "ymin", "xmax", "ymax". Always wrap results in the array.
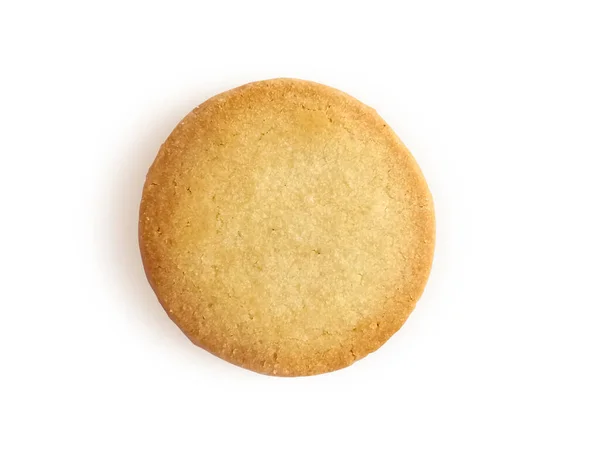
[{"xmin": 139, "ymin": 78, "xmax": 435, "ymax": 376}]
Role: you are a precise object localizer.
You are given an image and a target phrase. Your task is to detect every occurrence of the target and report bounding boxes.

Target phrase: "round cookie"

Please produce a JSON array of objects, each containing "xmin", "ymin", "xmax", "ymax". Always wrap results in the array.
[{"xmin": 139, "ymin": 79, "xmax": 435, "ymax": 376}]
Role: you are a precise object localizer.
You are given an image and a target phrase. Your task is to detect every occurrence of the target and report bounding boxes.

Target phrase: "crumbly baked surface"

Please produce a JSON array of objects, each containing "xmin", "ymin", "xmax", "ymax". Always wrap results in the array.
[{"xmin": 139, "ymin": 78, "xmax": 435, "ymax": 376}]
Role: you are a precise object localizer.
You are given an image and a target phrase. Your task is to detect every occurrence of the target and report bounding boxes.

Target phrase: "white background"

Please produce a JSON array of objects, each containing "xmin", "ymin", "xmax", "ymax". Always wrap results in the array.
[{"xmin": 1, "ymin": 1, "xmax": 599, "ymax": 448}]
